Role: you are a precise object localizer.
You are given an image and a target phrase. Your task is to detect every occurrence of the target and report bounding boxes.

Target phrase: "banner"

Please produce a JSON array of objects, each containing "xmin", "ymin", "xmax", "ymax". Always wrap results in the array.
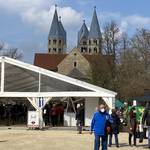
[{"xmin": 27, "ymin": 111, "xmax": 39, "ymax": 128}]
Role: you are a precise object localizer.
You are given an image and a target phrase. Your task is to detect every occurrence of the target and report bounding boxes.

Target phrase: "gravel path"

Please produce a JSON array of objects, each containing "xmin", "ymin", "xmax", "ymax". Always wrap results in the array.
[{"xmin": 0, "ymin": 130, "xmax": 148, "ymax": 150}]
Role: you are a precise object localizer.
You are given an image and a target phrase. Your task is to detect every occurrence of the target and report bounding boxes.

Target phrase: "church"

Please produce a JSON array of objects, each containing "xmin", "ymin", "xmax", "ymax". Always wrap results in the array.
[{"xmin": 34, "ymin": 6, "xmax": 114, "ymax": 82}]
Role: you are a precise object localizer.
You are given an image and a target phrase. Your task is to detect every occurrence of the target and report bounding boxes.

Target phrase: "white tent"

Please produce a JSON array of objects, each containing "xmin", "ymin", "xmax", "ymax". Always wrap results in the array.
[{"xmin": 0, "ymin": 56, "xmax": 117, "ymax": 127}]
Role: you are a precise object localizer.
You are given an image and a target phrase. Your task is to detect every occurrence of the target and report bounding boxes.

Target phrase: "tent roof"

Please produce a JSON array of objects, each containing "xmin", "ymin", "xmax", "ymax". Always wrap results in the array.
[{"xmin": 0, "ymin": 56, "xmax": 117, "ymax": 98}]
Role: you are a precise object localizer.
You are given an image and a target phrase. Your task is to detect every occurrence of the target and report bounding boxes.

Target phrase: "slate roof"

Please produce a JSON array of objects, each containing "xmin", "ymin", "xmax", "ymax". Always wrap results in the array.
[
  {"xmin": 88, "ymin": 7, "xmax": 101, "ymax": 39},
  {"xmin": 48, "ymin": 8, "xmax": 66, "ymax": 42},
  {"xmin": 59, "ymin": 19, "xmax": 67, "ymax": 43},
  {"xmin": 78, "ymin": 21, "xmax": 89, "ymax": 43},
  {"xmin": 67, "ymin": 68, "xmax": 87, "ymax": 80}
]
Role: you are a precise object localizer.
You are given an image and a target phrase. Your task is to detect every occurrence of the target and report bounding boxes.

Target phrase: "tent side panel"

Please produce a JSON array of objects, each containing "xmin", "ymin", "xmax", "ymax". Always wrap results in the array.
[{"xmin": 85, "ymin": 97, "xmax": 99, "ymax": 126}]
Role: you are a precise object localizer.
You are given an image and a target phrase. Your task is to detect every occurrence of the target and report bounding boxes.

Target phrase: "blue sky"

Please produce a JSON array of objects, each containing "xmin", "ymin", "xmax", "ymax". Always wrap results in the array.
[{"xmin": 0, "ymin": 0, "xmax": 150, "ymax": 63}]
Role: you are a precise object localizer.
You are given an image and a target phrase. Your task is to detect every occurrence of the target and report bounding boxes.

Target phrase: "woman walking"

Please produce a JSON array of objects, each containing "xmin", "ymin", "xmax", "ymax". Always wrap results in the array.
[
  {"xmin": 108, "ymin": 109, "xmax": 120, "ymax": 148},
  {"xmin": 127, "ymin": 107, "xmax": 138, "ymax": 146}
]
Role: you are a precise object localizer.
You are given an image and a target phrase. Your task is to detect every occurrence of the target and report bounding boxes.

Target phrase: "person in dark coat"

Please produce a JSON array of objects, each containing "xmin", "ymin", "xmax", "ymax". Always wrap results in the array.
[
  {"xmin": 127, "ymin": 107, "xmax": 138, "ymax": 146},
  {"xmin": 108, "ymin": 109, "xmax": 120, "ymax": 147},
  {"xmin": 142, "ymin": 102, "xmax": 150, "ymax": 149},
  {"xmin": 76, "ymin": 104, "xmax": 84, "ymax": 134}
]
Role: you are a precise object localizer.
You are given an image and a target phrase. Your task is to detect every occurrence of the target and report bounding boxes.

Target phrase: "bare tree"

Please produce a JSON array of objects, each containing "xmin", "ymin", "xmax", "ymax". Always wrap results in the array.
[
  {"xmin": 103, "ymin": 20, "xmax": 120, "ymax": 58},
  {"xmin": 131, "ymin": 28, "xmax": 150, "ymax": 69},
  {"xmin": 0, "ymin": 43, "xmax": 23, "ymax": 60},
  {"xmin": 120, "ymin": 32, "xmax": 131, "ymax": 51},
  {"xmin": 116, "ymin": 49, "xmax": 147, "ymax": 101},
  {"xmin": 3, "ymin": 48, "xmax": 23, "ymax": 59}
]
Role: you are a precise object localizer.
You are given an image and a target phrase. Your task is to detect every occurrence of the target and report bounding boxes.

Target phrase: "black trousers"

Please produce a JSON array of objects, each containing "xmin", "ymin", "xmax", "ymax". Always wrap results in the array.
[{"xmin": 129, "ymin": 132, "xmax": 137, "ymax": 146}]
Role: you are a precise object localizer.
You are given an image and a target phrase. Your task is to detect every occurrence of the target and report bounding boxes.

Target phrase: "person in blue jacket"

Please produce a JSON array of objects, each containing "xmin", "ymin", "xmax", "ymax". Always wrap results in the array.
[{"xmin": 91, "ymin": 104, "xmax": 112, "ymax": 150}]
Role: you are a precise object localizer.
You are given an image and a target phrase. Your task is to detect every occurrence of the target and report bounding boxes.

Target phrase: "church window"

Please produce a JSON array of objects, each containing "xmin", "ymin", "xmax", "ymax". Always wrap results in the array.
[
  {"xmin": 89, "ymin": 40, "xmax": 91, "ymax": 45},
  {"xmin": 84, "ymin": 47, "xmax": 87, "ymax": 52},
  {"xmin": 49, "ymin": 40, "xmax": 51, "ymax": 45},
  {"xmin": 74, "ymin": 53, "xmax": 77, "ymax": 56},
  {"xmin": 53, "ymin": 39, "xmax": 57, "ymax": 44},
  {"xmin": 81, "ymin": 47, "xmax": 84, "ymax": 53},
  {"xmin": 58, "ymin": 49, "xmax": 61, "ymax": 53},
  {"xmin": 59, "ymin": 40, "xmax": 61, "ymax": 45},
  {"xmin": 94, "ymin": 40, "xmax": 97, "ymax": 45},
  {"xmin": 53, "ymin": 48, "xmax": 56, "ymax": 52},
  {"xmin": 89, "ymin": 48, "xmax": 91, "ymax": 53},
  {"xmin": 49, "ymin": 48, "xmax": 51, "ymax": 53},
  {"xmin": 74, "ymin": 62, "xmax": 77, "ymax": 67},
  {"xmin": 94, "ymin": 47, "xmax": 97, "ymax": 53},
  {"xmin": 83, "ymin": 41, "xmax": 87, "ymax": 45}
]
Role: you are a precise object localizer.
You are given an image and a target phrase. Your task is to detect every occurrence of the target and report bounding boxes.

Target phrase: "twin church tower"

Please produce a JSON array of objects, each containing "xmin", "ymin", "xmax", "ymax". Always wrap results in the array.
[{"xmin": 48, "ymin": 6, "xmax": 102, "ymax": 55}]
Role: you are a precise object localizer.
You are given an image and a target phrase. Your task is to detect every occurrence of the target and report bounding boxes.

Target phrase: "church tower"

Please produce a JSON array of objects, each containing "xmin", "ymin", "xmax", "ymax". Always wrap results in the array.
[
  {"xmin": 88, "ymin": 7, "xmax": 102, "ymax": 54},
  {"xmin": 48, "ymin": 5, "xmax": 67, "ymax": 54},
  {"xmin": 77, "ymin": 20, "xmax": 89, "ymax": 53},
  {"xmin": 77, "ymin": 7, "xmax": 102, "ymax": 54}
]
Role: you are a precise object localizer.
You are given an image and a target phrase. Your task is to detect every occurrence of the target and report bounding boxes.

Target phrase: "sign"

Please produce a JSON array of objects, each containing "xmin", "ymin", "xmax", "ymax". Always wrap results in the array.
[
  {"xmin": 38, "ymin": 97, "xmax": 44, "ymax": 108},
  {"xmin": 27, "ymin": 111, "xmax": 39, "ymax": 128}
]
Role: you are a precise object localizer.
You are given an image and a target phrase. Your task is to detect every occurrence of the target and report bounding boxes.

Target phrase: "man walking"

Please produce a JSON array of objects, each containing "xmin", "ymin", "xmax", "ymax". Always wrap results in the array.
[
  {"xmin": 142, "ymin": 102, "xmax": 150, "ymax": 149},
  {"xmin": 91, "ymin": 104, "xmax": 112, "ymax": 150},
  {"xmin": 76, "ymin": 104, "xmax": 84, "ymax": 134}
]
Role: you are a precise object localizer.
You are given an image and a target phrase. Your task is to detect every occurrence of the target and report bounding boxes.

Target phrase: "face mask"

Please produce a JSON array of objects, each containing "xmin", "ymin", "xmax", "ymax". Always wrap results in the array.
[{"xmin": 100, "ymin": 108, "xmax": 105, "ymax": 113}]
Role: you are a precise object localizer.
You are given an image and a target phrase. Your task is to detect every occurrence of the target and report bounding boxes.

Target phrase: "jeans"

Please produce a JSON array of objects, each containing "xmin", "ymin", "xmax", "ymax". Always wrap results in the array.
[
  {"xmin": 109, "ymin": 133, "xmax": 119, "ymax": 146},
  {"xmin": 148, "ymin": 126, "xmax": 150, "ymax": 147},
  {"xmin": 76, "ymin": 120, "xmax": 82, "ymax": 133},
  {"xmin": 94, "ymin": 134, "xmax": 108, "ymax": 150}
]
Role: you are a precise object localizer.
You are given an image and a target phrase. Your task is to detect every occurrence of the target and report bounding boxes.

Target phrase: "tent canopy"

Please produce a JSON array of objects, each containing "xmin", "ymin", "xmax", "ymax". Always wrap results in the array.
[{"xmin": 0, "ymin": 56, "xmax": 117, "ymax": 98}]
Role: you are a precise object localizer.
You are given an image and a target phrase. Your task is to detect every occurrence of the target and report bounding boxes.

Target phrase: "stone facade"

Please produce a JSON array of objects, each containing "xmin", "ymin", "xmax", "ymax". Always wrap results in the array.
[
  {"xmin": 48, "ymin": 38, "xmax": 66, "ymax": 54},
  {"xmin": 57, "ymin": 48, "xmax": 90, "ymax": 76}
]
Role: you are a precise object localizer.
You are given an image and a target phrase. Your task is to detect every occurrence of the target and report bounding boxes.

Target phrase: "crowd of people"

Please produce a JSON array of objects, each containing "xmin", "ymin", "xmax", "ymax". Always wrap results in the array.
[
  {"xmin": 43, "ymin": 103, "xmax": 64, "ymax": 127},
  {"xmin": 81, "ymin": 102, "xmax": 150, "ymax": 150},
  {"xmin": 0, "ymin": 103, "xmax": 27, "ymax": 125}
]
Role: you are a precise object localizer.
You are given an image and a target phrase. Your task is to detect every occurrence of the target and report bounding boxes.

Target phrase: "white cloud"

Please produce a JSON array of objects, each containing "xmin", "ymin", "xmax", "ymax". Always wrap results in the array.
[
  {"xmin": 122, "ymin": 15, "xmax": 150, "ymax": 29},
  {"xmin": 0, "ymin": 0, "xmax": 83, "ymax": 33},
  {"xmin": 21, "ymin": 5, "xmax": 82, "ymax": 32},
  {"xmin": 1, "ymin": 1, "xmax": 150, "ymax": 51}
]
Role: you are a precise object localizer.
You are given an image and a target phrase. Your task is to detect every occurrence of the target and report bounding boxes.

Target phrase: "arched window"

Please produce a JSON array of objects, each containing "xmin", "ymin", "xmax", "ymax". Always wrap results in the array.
[
  {"xmin": 89, "ymin": 48, "xmax": 91, "ymax": 53},
  {"xmin": 81, "ymin": 47, "xmax": 84, "ymax": 53},
  {"xmin": 74, "ymin": 62, "xmax": 77, "ymax": 67},
  {"xmin": 59, "ymin": 40, "xmax": 61, "ymax": 45},
  {"xmin": 94, "ymin": 40, "xmax": 97, "ymax": 45},
  {"xmin": 94, "ymin": 47, "xmax": 97, "ymax": 53},
  {"xmin": 89, "ymin": 40, "xmax": 91, "ymax": 45},
  {"xmin": 53, "ymin": 48, "xmax": 56, "ymax": 52},
  {"xmin": 58, "ymin": 49, "xmax": 61, "ymax": 53},
  {"xmin": 53, "ymin": 39, "xmax": 57, "ymax": 44}
]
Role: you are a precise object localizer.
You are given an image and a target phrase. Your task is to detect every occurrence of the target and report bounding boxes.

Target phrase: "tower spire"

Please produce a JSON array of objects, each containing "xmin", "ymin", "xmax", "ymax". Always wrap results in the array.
[
  {"xmin": 48, "ymin": 5, "xmax": 67, "ymax": 54},
  {"xmin": 59, "ymin": 16, "xmax": 61, "ymax": 21},
  {"xmin": 88, "ymin": 6, "xmax": 101, "ymax": 39},
  {"xmin": 87, "ymin": 7, "xmax": 102, "ymax": 54},
  {"xmin": 55, "ymin": 4, "xmax": 57, "ymax": 10}
]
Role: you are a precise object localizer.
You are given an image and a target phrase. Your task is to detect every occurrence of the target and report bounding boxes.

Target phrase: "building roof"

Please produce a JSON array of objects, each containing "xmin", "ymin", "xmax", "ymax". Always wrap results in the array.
[
  {"xmin": 78, "ymin": 21, "xmax": 89, "ymax": 44},
  {"xmin": 83, "ymin": 54, "xmax": 114, "ymax": 66},
  {"xmin": 34, "ymin": 53, "xmax": 67, "ymax": 71},
  {"xmin": 34, "ymin": 52, "xmax": 114, "ymax": 71},
  {"xmin": 88, "ymin": 7, "xmax": 101, "ymax": 39},
  {"xmin": 48, "ymin": 8, "xmax": 66, "ymax": 41},
  {"xmin": 67, "ymin": 68, "xmax": 87, "ymax": 80},
  {"xmin": 59, "ymin": 18, "xmax": 67, "ymax": 43}
]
